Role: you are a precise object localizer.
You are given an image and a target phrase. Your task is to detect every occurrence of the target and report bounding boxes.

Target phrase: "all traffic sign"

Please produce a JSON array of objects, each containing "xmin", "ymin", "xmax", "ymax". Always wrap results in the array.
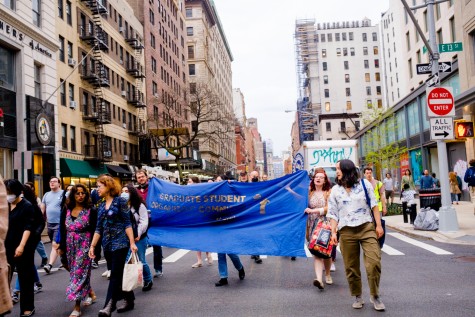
[
  {"xmin": 426, "ymin": 86, "xmax": 454, "ymax": 117},
  {"xmin": 430, "ymin": 117, "xmax": 454, "ymax": 140}
]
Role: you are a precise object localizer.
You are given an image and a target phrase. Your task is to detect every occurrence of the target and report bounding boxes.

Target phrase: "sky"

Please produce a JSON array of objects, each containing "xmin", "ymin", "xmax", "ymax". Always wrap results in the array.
[{"xmin": 213, "ymin": 0, "xmax": 390, "ymax": 155}]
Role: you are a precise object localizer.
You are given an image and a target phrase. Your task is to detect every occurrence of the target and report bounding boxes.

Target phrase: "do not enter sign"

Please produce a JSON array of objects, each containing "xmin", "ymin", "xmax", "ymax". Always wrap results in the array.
[{"xmin": 426, "ymin": 86, "xmax": 454, "ymax": 117}]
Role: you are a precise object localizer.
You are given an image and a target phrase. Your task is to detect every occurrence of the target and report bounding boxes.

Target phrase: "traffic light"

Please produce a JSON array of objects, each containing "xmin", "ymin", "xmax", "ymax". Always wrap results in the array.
[{"xmin": 455, "ymin": 121, "xmax": 474, "ymax": 139}]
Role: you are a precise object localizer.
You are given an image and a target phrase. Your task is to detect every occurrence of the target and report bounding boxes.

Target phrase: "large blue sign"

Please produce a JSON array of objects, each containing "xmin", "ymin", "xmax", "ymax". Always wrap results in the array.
[{"xmin": 147, "ymin": 170, "xmax": 309, "ymax": 257}]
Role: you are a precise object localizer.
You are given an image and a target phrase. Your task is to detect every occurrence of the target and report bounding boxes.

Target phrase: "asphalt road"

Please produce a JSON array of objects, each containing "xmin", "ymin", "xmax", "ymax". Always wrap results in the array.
[{"xmin": 9, "ymin": 229, "xmax": 475, "ymax": 317}]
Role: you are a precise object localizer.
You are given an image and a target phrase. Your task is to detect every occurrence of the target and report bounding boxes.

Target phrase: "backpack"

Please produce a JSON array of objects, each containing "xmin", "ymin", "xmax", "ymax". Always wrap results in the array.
[{"xmin": 465, "ymin": 167, "xmax": 475, "ymax": 187}]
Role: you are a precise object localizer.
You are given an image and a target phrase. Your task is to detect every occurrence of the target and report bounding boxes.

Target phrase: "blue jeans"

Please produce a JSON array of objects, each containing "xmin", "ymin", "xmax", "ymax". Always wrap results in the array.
[
  {"xmin": 36, "ymin": 241, "xmax": 47, "ymax": 259},
  {"xmin": 13, "ymin": 265, "xmax": 40, "ymax": 292},
  {"xmin": 218, "ymin": 253, "xmax": 243, "ymax": 278},
  {"xmin": 129, "ymin": 237, "xmax": 152, "ymax": 283}
]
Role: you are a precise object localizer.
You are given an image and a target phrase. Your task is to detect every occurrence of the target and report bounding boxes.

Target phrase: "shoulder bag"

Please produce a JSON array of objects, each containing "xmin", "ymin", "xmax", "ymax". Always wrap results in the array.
[{"xmin": 361, "ymin": 180, "xmax": 386, "ymax": 248}]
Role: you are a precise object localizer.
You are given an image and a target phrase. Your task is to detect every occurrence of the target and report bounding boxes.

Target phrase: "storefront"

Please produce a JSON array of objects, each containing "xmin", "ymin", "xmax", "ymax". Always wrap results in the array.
[
  {"xmin": 60, "ymin": 158, "xmax": 108, "ymax": 190},
  {"xmin": 106, "ymin": 164, "xmax": 133, "ymax": 185}
]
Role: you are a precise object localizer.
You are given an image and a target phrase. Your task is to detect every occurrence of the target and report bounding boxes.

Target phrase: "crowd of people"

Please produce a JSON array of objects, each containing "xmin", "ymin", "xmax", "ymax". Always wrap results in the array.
[{"xmin": 2, "ymin": 160, "xmax": 475, "ymax": 315}]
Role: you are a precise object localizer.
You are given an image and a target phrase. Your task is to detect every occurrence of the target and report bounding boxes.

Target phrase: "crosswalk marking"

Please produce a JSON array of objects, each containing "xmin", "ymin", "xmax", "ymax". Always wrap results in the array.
[
  {"xmin": 381, "ymin": 244, "xmax": 405, "ymax": 255},
  {"xmin": 163, "ymin": 249, "xmax": 190, "ymax": 262},
  {"xmin": 388, "ymin": 232, "xmax": 452, "ymax": 255}
]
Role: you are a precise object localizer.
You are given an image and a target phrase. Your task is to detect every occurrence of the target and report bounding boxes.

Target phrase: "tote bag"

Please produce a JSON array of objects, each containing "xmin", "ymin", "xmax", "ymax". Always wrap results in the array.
[{"xmin": 122, "ymin": 253, "xmax": 144, "ymax": 292}]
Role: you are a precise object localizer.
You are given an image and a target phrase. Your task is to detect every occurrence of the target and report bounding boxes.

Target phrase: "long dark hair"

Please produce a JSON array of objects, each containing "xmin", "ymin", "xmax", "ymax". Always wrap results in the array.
[
  {"xmin": 4, "ymin": 179, "xmax": 24, "ymax": 197},
  {"xmin": 310, "ymin": 168, "xmax": 331, "ymax": 192},
  {"xmin": 22, "ymin": 184, "xmax": 39, "ymax": 208},
  {"xmin": 336, "ymin": 159, "xmax": 359, "ymax": 188},
  {"xmin": 127, "ymin": 184, "xmax": 143, "ymax": 212},
  {"xmin": 66, "ymin": 184, "xmax": 92, "ymax": 211}
]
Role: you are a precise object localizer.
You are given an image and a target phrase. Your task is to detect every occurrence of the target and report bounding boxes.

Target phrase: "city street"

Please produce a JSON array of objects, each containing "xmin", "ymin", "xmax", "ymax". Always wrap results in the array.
[{"xmin": 9, "ymin": 228, "xmax": 475, "ymax": 317}]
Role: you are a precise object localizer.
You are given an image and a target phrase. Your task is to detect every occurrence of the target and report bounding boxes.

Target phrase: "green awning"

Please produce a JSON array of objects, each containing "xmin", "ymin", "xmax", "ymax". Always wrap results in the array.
[{"xmin": 60, "ymin": 158, "xmax": 108, "ymax": 178}]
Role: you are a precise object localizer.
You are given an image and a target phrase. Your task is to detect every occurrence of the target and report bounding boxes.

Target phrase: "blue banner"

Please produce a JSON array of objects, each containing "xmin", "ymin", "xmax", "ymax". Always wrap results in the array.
[{"xmin": 147, "ymin": 170, "xmax": 309, "ymax": 257}]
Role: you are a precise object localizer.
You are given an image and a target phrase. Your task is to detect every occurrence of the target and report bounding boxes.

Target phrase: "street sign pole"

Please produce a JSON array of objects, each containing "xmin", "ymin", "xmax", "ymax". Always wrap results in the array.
[{"xmin": 426, "ymin": 0, "xmax": 459, "ymax": 231}]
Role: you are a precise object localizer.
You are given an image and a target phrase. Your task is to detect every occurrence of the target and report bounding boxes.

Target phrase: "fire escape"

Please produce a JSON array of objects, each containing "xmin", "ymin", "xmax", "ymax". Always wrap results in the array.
[{"xmin": 80, "ymin": 0, "xmax": 111, "ymax": 162}]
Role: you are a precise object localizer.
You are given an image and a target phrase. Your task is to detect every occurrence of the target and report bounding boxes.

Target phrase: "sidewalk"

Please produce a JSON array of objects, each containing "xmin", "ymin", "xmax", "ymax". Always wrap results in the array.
[{"xmin": 384, "ymin": 197, "xmax": 475, "ymax": 245}]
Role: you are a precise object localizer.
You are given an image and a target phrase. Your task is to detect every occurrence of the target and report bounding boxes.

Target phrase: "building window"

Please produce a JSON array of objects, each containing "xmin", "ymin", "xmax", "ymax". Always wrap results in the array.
[
  {"xmin": 372, "ymin": 32, "xmax": 377, "ymax": 41},
  {"xmin": 324, "ymin": 89, "xmax": 329, "ymax": 98},
  {"xmin": 187, "ymin": 27, "xmax": 193, "ymax": 36},
  {"xmin": 67, "ymin": 41, "xmax": 73, "ymax": 59},
  {"xmin": 59, "ymin": 36, "xmax": 65, "ymax": 62},
  {"xmin": 66, "ymin": 1, "xmax": 71, "ymax": 25},
  {"xmin": 449, "ymin": 17, "xmax": 456, "ymax": 42},
  {"xmin": 32, "ymin": 0, "xmax": 41, "ymax": 27},
  {"xmin": 406, "ymin": 32, "xmax": 411, "ymax": 51},
  {"xmin": 367, "ymin": 100, "xmax": 373, "ymax": 108},
  {"xmin": 355, "ymin": 121, "xmax": 360, "ymax": 131},
  {"xmin": 190, "ymin": 83, "xmax": 196, "ymax": 93},
  {"xmin": 375, "ymin": 72, "xmax": 381, "ymax": 81},
  {"xmin": 345, "ymin": 74, "xmax": 350, "ymax": 82},
  {"xmin": 61, "ymin": 124, "xmax": 67, "ymax": 149},
  {"xmin": 149, "ymin": 9, "xmax": 154, "ymax": 25},
  {"xmin": 377, "ymin": 99, "xmax": 383, "ymax": 108},
  {"xmin": 437, "ymin": 28, "xmax": 443, "ymax": 44},
  {"xmin": 366, "ymin": 86, "xmax": 371, "ymax": 95},
  {"xmin": 364, "ymin": 60, "xmax": 369, "ymax": 68},
  {"xmin": 343, "ymin": 61, "xmax": 348, "ymax": 70},
  {"xmin": 327, "ymin": 33, "xmax": 332, "ymax": 42},
  {"xmin": 321, "ymin": 34, "xmax": 325, "ymax": 42},
  {"xmin": 349, "ymin": 32, "xmax": 353, "ymax": 40},
  {"xmin": 70, "ymin": 126, "xmax": 76, "ymax": 152},
  {"xmin": 375, "ymin": 59, "xmax": 380, "ymax": 68},
  {"xmin": 340, "ymin": 122, "xmax": 346, "ymax": 132},
  {"xmin": 188, "ymin": 45, "xmax": 194, "ymax": 59},
  {"xmin": 325, "ymin": 102, "xmax": 330, "ymax": 112},
  {"xmin": 350, "ymin": 47, "xmax": 355, "ymax": 56},
  {"xmin": 186, "ymin": 7, "xmax": 192, "ymax": 17},
  {"xmin": 363, "ymin": 47, "xmax": 368, "ymax": 55},
  {"xmin": 189, "ymin": 64, "xmax": 195, "ymax": 75},
  {"xmin": 362, "ymin": 33, "xmax": 367, "ymax": 42},
  {"xmin": 342, "ymin": 32, "xmax": 347, "ymax": 41},
  {"xmin": 152, "ymin": 81, "xmax": 157, "ymax": 95},
  {"xmin": 335, "ymin": 33, "xmax": 340, "ymax": 41},
  {"xmin": 32, "ymin": 64, "xmax": 41, "ymax": 99},
  {"xmin": 323, "ymin": 75, "xmax": 328, "ymax": 84},
  {"xmin": 151, "ymin": 57, "xmax": 157, "ymax": 73},
  {"xmin": 376, "ymin": 86, "xmax": 381, "ymax": 95},
  {"xmin": 336, "ymin": 48, "xmax": 341, "ymax": 56},
  {"xmin": 408, "ymin": 58, "xmax": 413, "ymax": 78},
  {"xmin": 322, "ymin": 49, "xmax": 326, "ymax": 57},
  {"xmin": 435, "ymin": 3, "xmax": 441, "ymax": 20},
  {"xmin": 326, "ymin": 122, "xmax": 331, "ymax": 132},
  {"xmin": 373, "ymin": 46, "xmax": 379, "ymax": 55},
  {"xmin": 68, "ymin": 83, "xmax": 74, "ymax": 103},
  {"xmin": 365, "ymin": 73, "xmax": 370, "ymax": 82},
  {"xmin": 58, "ymin": 0, "xmax": 63, "ymax": 18},
  {"xmin": 346, "ymin": 101, "xmax": 352, "ymax": 110},
  {"xmin": 343, "ymin": 48, "xmax": 347, "ymax": 56},
  {"xmin": 322, "ymin": 62, "xmax": 327, "ymax": 71},
  {"xmin": 60, "ymin": 79, "xmax": 66, "ymax": 105},
  {"xmin": 346, "ymin": 88, "xmax": 351, "ymax": 96},
  {"xmin": 150, "ymin": 33, "xmax": 155, "ymax": 48}
]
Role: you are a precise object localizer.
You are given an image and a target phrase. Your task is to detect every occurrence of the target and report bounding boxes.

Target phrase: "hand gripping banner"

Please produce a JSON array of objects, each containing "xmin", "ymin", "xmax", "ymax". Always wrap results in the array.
[{"xmin": 147, "ymin": 170, "xmax": 309, "ymax": 257}]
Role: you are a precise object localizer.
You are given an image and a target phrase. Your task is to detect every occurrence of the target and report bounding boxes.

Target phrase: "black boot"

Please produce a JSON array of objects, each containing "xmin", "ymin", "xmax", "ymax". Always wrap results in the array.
[
  {"xmin": 215, "ymin": 278, "xmax": 228, "ymax": 287},
  {"xmin": 116, "ymin": 298, "xmax": 134, "ymax": 313},
  {"xmin": 98, "ymin": 300, "xmax": 116, "ymax": 317}
]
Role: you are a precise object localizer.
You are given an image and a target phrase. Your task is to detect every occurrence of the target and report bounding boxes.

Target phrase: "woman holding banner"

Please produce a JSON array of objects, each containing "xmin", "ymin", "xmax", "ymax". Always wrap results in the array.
[
  {"xmin": 188, "ymin": 177, "xmax": 213, "ymax": 268},
  {"xmin": 305, "ymin": 168, "xmax": 333, "ymax": 290},
  {"xmin": 327, "ymin": 159, "xmax": 385, "ymax": 311}
]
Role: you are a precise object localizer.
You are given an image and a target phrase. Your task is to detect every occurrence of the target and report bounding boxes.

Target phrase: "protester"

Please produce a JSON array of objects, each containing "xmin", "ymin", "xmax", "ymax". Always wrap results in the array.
[
  {"xmin": 455, "ymin": 172, "xmax": 462, "ymax": 201},
  {"xmin": 249, "ymin": 171, "xmax": 264, "ymax": 264},
  {"xmin": 238, "ymin": 171, "xmax": 248, "ymax": 183},
  {"xmin": 463, "ymin": 159, "xmax": 475, "ymax": 215},
  {"xmin": 304, "ymin": 168, "xmax": 333, "ymax": 290},
  {"xmin": 135, "ymin": 169, "xmax": 163, "ymax": 278},
  {"xmin": 4, "ymin": 179, "xmax": 38, "ymax": 317},
  {"xmin": 41, "ymin": 176, "xmax": 64, "ymax": 274},
  {"xmin": 123, "ymin": 184, "xmax": 153, "ymax": 292},
  {"xmin": 364, "ymin": 168, "xmax": 387, "ymax": 216},
  {"xmin": 57, "ymin": 184, "xmax": 97, "ymax": 317},
  {"xmin": 188, "ymin": 176, "xmax": 213, "ymax": 268},
  {"xmin": 382, "ymin": 173, "xmax": 394, "ymax": 205},
  {"xmin": 449, "ymin": 172, "xmax": 461, "ymax": 205},
  {"xmin": 262, "ymin": 174, "xmax": 268, "ymax": 181},
  {"xmin": 401, "ymin": 169, "xmax": 415, "ymax": 191},
  {"xmin": 0, "ymin": 175, "xmax": 13, "ymax": 317},
  {"xmin": 327, "ymin": 160, "xmax": 385, "ymax": 311},
  {"xmin": 214, "ymin": 175, "xmax": 245, "ymax": 287},
  {"xmin": 420, "ymin": 170, "xmax": 434, "ymax": 189},
  {"xmin": 88, "ymin": 175, "xmax": 137, "ymax": 317}
]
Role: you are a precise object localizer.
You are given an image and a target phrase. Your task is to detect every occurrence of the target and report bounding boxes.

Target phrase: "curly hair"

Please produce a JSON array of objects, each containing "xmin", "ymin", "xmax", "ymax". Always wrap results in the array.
[
  {"xmin": 309, "ymin": 168, "xmax": 331, "ymax": 192},
  {"xmin": 66, "ymin": 184, "xmax": 92, "ymax": 210},
  {"xmin": 336, "ymin": 159, "xmax": 359, "ymax": 188},
  {"xmin": 97, "ymin": 174, "xmax": 121, "ymax": 197}
]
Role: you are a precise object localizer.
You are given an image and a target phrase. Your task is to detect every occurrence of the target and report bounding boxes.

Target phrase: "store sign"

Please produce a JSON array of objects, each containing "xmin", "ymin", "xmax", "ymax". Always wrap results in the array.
[
  {"xmin": 28, "ymin": 40, "xmax": 53, "ymax": 58},
  {"xmin": 0, "ymin": 19, "xmax": 24, "ymax": 43}
]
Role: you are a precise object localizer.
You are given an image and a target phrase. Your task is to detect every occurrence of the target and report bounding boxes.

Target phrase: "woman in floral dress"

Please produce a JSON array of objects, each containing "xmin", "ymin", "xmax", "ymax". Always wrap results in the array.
[
  {"xmin": 58, "ymin": 184, "xmax": 97, "ymax": 317},
  {"xmin": 304, "ymin": 168, "xmax": 333, "ymax": 290}
]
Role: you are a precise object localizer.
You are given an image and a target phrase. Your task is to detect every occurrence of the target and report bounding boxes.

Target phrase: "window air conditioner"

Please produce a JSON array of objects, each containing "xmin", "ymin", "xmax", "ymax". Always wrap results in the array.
[
  {"xmin": 119, "ymin": 27, "xmax": 124, "ymax": 33},
  {"xmin": 123, "ymin": 155, "xmax": 129, "ymax": 161},
  {"xmin": 122, "ymin": 123, "xmax": 127, "ymax": 129},
  {"xmin": 103, "ymin": 151, "xmax": 112, "ymax": 157},
  {"xmin": 154, "ymin": 93, "xmax": 159, "ymax": 98},
  {"xmin": 68, "ymin": 58, "xmax": 77, "ymax": 66},
  {"xmin": 121, "ymin": 91, "xmax": 127, "ymax": 97},
  {"xmin": 69, "ymin": 101, "xmax": 77, "ymax": 109},
  {"xmin": 92, "ymin": 112, "xmax": 98, "ymax": 117}
]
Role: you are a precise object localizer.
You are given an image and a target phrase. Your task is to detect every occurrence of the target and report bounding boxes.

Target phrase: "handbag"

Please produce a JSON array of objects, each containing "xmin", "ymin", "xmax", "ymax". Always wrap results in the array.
[
  {"xmin": 361, "ymin": 180, "xmax": 386, "ymax": 248},
  {"xmin": 307, "ymin": 217, "xmax": 333, "ymax": 258},
  {"xmin": 122, "ymin": 252, "xmax": 144, "ymax": 292}
]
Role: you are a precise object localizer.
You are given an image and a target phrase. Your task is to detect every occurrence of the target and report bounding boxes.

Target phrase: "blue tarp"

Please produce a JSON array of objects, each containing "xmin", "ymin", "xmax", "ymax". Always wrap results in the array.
[{"xmin": 147, "ymin": 170, "xmax": 309, "ymax": 257}]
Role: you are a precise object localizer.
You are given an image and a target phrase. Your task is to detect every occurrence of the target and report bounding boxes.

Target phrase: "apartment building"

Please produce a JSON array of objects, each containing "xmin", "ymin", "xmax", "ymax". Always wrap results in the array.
[
  {"xmin": 126, "ymin": 0, "xmax": 190, "ymax": 170},
  {"xmin": 381, "ymin": 0, "xmax": 458, "ymax": 107},
  {"xmin": 185, "ymin": 0, "xmax": 235, "ymax": 175},
  {"xmin": 248, "ymin": 117, "xmax": 263, "ymax": 174},
  {"xmin": 0, "ymin": 1, "xmax": 58, "ymax": 194},
  {"xmin": 57, "ymin": 0, "xmax": 146, "ymax": 187},
  {"xmin": 295, "ymin": 18, "xmax": 380, "ymax": 142}
]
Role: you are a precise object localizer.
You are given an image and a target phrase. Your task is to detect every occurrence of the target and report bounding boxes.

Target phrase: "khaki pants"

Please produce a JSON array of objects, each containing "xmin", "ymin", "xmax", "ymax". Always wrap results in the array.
[
  {"xmin": 471, "ymin": 187, "xmax": 475, "ymax": 214},
  {"xmin": 339, "ymin": 222, "xmax": 382, "ymax": 297}
]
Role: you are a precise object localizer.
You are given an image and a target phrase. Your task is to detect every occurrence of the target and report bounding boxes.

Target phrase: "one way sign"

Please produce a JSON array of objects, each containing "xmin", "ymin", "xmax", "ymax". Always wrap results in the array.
[
  {"xmin": 416, "ymin": 62, "xmax": 452, "ymax": 75},
  {"xmin": 430, "ymin": 117, "xmax": 454, "ymax": 140}
]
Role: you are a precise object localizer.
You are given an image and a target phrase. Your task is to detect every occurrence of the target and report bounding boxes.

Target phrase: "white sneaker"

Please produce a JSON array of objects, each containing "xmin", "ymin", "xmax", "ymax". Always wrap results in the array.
[
  {"xmin": 107, "ymin": 270, "xmax": 111, "ymax": 279},
  {"xmin": 330, "ymin": 263, "xmax": 336, "ymax": 272},
  {"xmin": 102, "ymin": 270, "xmax": 110, "ymax": 277}
]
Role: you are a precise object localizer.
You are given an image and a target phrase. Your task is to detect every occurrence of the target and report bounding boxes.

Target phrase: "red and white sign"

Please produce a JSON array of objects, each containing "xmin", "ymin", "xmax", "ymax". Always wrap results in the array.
[{"xmin": 426, "ymin": 87, "xmax": 454, "ymax": 117}]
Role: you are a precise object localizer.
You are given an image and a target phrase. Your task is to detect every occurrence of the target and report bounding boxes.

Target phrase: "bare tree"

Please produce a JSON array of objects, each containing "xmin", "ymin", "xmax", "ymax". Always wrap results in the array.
[{"xmin": 145, "ymin": 83, "xmax": 235, "ymax": 181}]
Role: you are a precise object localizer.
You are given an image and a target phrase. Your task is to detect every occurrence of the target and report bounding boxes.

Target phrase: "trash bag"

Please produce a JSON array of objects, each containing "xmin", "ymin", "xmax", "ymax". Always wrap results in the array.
[{"xmin": 414, "ymin": 207, "xmax": 439, "ymax": 231}]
